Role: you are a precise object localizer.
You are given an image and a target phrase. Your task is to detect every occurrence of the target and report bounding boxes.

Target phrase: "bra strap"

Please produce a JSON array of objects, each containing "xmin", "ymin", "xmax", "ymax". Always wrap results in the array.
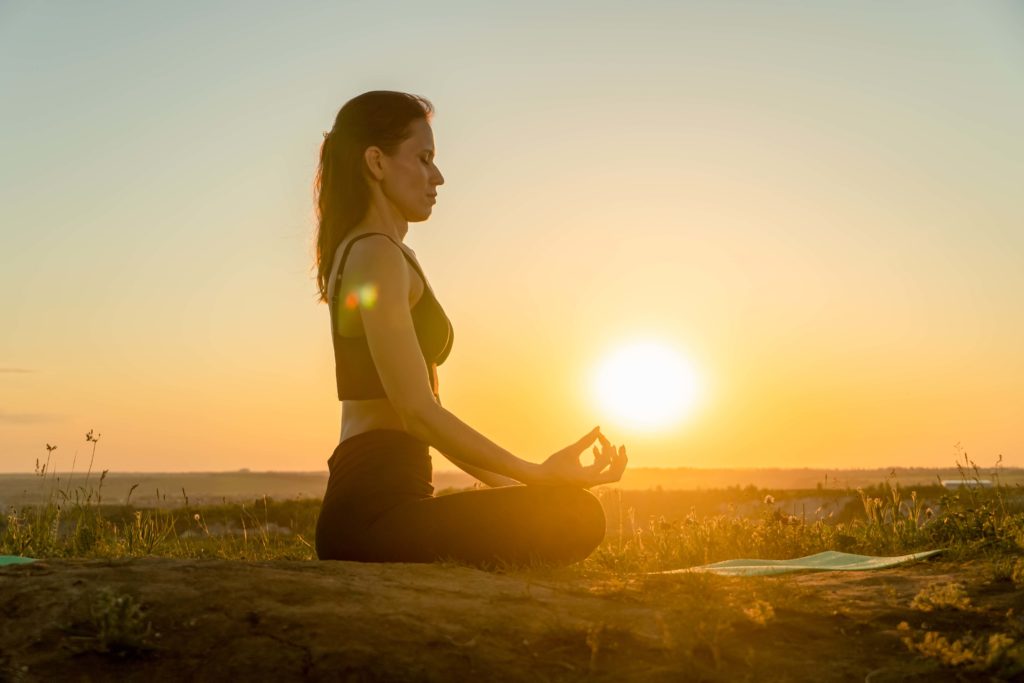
[{"xmin": 330, "ymin": 232, "xmax": 436, "ymax": 307}]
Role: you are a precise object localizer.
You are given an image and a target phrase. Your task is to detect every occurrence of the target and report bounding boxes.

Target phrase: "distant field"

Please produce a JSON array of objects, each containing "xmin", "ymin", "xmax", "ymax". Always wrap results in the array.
[
  {"xmin": 616, "ymin": 465, "xmax": 1024, "ymax": 491},
  {"xmin": 2, "ymin": 465, "xmax": 1020, "ymax": 509},
  {"xmin": 0, "ymin": 470, "xmax": 468, "ymax": 508}
]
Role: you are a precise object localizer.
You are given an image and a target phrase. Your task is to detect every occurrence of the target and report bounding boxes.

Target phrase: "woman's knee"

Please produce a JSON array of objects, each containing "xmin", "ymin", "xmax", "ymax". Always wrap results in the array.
[
  {"xmin": 550, "ymin": 487, "xmax": 606, "ymax": 550},
  {"xmin": 581, "ymin": 489, "xmax": 607, "ymax": 547}
]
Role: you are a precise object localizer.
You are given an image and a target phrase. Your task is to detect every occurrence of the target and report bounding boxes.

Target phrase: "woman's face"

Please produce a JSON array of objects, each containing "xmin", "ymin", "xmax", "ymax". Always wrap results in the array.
[{"xmin": 379, "ymin": 118, "xmax": 445, "ymax": 222}]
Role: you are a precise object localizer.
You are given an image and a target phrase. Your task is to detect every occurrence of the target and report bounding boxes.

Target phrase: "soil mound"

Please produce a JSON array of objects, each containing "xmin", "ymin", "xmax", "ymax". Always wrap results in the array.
[{"xmin": 1, "ymin": 557, "xmax": 1020, "ymax": 681}]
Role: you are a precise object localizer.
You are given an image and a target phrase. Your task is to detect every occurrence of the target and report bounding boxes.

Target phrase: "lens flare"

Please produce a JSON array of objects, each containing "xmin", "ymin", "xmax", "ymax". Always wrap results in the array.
[
  {"xmin": 344, "ymin": 283, "xmax": 379, "ymax": 310},
  {"xmin": 359, "ymin": 284, "xmax": 379, "ymax": 308}
]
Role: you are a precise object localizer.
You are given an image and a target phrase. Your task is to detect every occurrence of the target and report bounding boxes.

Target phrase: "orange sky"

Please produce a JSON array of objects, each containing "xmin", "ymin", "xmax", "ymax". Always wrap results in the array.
[{"xmin": 2, "ymin": 2, "xmax": 1022, "ymax": 473}]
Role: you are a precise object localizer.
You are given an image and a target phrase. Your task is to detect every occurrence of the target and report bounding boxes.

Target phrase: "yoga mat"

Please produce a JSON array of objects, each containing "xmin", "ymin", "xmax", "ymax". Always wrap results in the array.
[
  {"xmin": 0, "ymin": 555, "xmax": 36, "ymax": 566},
  {"xmin": 651, "ymin": 549, "xmax": 944, "ymax": 576}
]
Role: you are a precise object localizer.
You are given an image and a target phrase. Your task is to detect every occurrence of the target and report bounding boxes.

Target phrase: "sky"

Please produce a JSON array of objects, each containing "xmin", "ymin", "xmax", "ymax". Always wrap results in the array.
[{"xmin": 2, "ymin": 1, "xmax": 1022, "ymax": 474}]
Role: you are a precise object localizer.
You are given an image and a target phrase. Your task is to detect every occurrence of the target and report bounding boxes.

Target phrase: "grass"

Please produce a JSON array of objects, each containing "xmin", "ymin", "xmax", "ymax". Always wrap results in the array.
[
  {"xmin": 4, "ymin": 431, "xmax": 316, "ymax": 561},
  {"xmin": 4, "ymin": 432, "xmax": 1024, "ymax": 677},
  {"xmin": 4, "ymin": 432, "xmax": 1023, "ymax": 568},
  {"xmin": 82, "ymin": 587, "xmax": 155, "ymax": 657}
]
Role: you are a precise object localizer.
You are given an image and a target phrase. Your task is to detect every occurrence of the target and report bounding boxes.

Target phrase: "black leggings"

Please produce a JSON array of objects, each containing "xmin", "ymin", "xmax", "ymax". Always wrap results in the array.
[{"xmin": 314, "ymin": 429, "xmax": 606, "ymax": 568}]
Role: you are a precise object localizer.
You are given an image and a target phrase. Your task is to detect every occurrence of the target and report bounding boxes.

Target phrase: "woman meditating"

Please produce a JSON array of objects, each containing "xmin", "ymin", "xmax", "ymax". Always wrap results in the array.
[{"xmin": 313, "ymin": 90, "xmax": 628, "ymax": 568}]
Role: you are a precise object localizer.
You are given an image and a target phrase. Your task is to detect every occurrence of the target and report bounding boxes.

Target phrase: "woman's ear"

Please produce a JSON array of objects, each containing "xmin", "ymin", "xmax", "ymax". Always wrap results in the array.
[{"xmin": 363, "ymin": 146, "xmax": 385, "ymax": 182}]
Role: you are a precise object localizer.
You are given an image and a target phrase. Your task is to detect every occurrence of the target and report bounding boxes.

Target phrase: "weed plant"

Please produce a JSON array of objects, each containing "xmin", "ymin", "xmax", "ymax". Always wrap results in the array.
[
  {"xmin": 2, "ymin": 431, "xmax": 315, "ymax": 560},
  {"xmin": 2, "ymin": 434, "xmax": 1022, "ymax": 573},
  {"xmin": 587, "ymin": 448, "xmax": 1023, "ymax": 575}
]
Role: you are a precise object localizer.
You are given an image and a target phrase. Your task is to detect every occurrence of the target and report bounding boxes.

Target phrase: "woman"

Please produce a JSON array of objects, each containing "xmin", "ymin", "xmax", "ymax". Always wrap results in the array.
[{"xmin": 313, "ymin": 91, "xmax": 628, "ymax": 568}]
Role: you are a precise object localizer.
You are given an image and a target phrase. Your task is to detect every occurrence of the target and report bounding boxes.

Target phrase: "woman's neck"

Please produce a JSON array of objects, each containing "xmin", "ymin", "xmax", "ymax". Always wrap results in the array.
[{"xmin": 362, "ymin": 189, "xmax": 409, "ymax": 242}]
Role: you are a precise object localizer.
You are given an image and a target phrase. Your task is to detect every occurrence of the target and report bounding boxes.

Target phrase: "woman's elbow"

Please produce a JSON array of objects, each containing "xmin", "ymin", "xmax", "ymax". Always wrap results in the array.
[{"xmin": 399, "ymin": 398, "xmax": 441, "ymax": 441}]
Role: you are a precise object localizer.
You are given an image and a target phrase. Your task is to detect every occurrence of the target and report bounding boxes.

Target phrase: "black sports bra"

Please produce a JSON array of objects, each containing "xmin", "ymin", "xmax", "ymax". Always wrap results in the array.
[{"xmin": 329, "ymin": 233, "xmax": 454, "ymax": 400}]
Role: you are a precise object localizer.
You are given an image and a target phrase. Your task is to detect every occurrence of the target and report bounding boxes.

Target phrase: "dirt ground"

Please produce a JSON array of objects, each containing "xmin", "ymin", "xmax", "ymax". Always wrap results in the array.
[{"xmin": 1, "ymin": 555, "xmax": 1021, "ymax": 682}]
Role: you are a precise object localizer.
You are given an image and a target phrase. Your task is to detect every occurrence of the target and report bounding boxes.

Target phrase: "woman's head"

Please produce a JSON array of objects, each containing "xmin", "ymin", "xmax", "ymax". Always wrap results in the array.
[{"xmin": 314, "ymin": 90, "xmax": 442, "ymax": 302}]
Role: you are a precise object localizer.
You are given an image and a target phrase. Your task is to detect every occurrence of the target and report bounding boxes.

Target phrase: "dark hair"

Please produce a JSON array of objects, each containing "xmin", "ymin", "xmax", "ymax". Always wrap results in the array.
[{"xmin": 313, "ymin": 90, "xmax": 434, "ymax": 303}]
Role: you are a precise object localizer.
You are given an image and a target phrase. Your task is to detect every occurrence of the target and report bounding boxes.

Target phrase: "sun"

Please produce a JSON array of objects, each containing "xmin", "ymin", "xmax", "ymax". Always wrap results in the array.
[{"xmin": 591, "ymin": 340, "xmax": 700, "ymax": 431}]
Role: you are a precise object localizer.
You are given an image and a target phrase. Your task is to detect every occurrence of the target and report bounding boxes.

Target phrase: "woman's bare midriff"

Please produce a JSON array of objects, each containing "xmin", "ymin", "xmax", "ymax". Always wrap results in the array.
[
  {"xmin": 333, "ymin": 229, "xmax": 430, "ymax": 445},
  {"xmin": 339, "ymin": 398, "xmax": 407, "ymax": 443}
]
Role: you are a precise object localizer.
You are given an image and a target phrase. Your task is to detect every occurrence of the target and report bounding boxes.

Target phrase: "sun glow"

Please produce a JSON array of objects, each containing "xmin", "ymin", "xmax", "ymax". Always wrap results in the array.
[{"xmin": 592, "ymin": 340, "xmax": 701, "ymax": 431}]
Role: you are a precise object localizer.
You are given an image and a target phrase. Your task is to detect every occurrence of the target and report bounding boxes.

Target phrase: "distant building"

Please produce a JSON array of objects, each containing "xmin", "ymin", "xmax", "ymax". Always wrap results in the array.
[{"xmin": 940, "ymin": 479, "xmax": 992, "ymax": 489}]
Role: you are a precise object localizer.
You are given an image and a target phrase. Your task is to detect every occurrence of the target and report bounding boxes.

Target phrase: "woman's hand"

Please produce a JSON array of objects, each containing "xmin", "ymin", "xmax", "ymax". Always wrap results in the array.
[{"xmin": 531, "ymin": 426, "xmax": 628, "ymax": 488}]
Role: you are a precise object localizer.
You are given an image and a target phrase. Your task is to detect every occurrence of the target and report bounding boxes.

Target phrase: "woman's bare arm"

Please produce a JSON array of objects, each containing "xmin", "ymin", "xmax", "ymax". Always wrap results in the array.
[
  {"xmin": 344, "ymin": 235, "xmax": 541, "ymax": 483},
  {"xmin": 444, "ymin": 455, "xmax": 521, "ymax": 488},
  {"xmin": 404, "ymin": 404, "xmax": 538, "ymax": 484}
]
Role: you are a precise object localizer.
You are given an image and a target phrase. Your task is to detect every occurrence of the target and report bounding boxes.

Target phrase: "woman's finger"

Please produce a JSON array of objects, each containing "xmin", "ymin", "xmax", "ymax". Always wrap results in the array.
[
  {"xmin": 592, "ymin": 447, "xmax": 624, "ymax": 482},
  {"xmin": 611, "ymin": 446, "xmax": 628, "ymax": 475},
  {"xmin": 572, "ymin": 427, "xmax": 601, "ymax": 453},
  {"xmin": 583, "ymin": 455, "xmax": 620, "ymax": 486},
  {"xmin": 583, "ymin": 455, "xmax": 609, "ymax": 476}
]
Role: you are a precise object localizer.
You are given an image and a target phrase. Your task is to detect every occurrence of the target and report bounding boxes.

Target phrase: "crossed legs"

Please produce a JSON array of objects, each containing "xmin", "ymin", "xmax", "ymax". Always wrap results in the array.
[{"xmin": 338, "ymin": 484, "xmax": 606, "ymax": 568}]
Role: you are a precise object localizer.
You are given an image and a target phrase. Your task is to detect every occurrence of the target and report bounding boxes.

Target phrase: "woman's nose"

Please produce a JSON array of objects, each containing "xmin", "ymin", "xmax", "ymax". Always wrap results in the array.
[{"xmin": 433, "ymin": 165, "xmax": 445, "ymax": 186}]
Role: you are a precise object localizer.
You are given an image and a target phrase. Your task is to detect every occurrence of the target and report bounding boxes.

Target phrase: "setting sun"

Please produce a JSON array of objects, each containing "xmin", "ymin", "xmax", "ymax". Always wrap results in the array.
[{"xmin": 591, "ymin": 340, "xmax": 701, "ymax": 432}]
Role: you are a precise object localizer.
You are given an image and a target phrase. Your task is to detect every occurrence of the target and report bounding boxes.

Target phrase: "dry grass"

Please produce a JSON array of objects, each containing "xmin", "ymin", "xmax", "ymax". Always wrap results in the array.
[{"xmin": 4, "ymin": 433, "xmax": 1024, "ymax": 679}]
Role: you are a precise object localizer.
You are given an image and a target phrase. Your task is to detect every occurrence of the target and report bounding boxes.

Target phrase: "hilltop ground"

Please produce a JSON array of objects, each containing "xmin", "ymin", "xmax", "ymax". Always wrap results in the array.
[{"xmin": 2, "ymin": 554, "xmax": 1021, "ymax": 682}]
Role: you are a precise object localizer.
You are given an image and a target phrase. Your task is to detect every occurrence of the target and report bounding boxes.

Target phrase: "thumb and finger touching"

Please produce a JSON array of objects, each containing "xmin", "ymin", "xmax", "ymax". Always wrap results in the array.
[
  {"xmin": 550, "ymin": 426, "xmax": 628, "ymax": 486},
  {"xmin": 585, "ymin": 444, "xmax": 611, "ymax": 474},
  {"xmin": 590, "ymin": 446, "xmax": 628, "ymax": 486}
]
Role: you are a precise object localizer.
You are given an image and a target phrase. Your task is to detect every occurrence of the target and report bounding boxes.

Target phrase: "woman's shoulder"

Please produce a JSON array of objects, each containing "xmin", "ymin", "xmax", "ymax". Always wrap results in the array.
[
  {"xmin": 331, "ymin": 232, "xmax": 425, "ymax": 306},
  {"xmin": 340, "ymin": 231, "xmax": 417, "ymax": 262},
  {"xmin": 333, "ymin": 233, "xmax": 388, "ymax": 280},
  {"xmin": 340, "ymin": 232, "xmax": 418, "ymax": 273},
  {"xmin": 328, "ymin": 232, "xmax": 392, "ymax": 302}
]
